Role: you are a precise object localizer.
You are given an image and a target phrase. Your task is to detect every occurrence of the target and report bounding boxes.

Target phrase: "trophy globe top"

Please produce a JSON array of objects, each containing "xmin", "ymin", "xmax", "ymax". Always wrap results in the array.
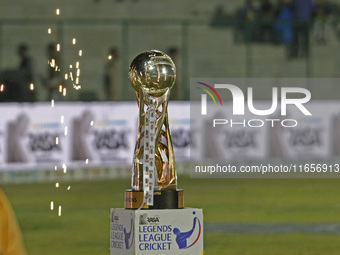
[{"xmin": 128, "ymin": 50, "xmax": 176, "ymax": 97}]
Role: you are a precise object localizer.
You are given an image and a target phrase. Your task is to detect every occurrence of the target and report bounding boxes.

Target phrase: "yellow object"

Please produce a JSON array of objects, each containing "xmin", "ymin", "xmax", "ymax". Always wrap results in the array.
[
  {"xmin": 129, "ymin": 50, "xmax": 177, "ymax": 191},
  {"xmin": 129, "ymin": 50, "xmax": 176, "ymax": 97},
  {"xmin": 0, "ymin": 188, "xmax": 27, "ymax": 255}
]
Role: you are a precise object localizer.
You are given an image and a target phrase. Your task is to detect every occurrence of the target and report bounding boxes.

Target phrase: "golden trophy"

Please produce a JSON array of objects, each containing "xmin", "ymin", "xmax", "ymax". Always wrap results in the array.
[
  {"xmin": 125, "ymin": 50, "xmax": 184, "ymax": 209},
  {"xmin": 110, "ymin": 50, "xmax": 203, "ymax": 255}
]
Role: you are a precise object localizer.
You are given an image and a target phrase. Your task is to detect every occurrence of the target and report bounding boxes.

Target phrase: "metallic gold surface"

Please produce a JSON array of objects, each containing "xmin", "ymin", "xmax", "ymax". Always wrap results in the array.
[
  {"xmin": 125, "ymin": 190, "xmax": 148, "ymax": 209},
  {"xmin": 128, "ymin": 50, "xmax": 177, "ymax": 191},
  {"xmin": 129, "ymin": 50, "xmax": 176, "ymax": 97},
  {"xmin": 125, "ymin": 190, "xmax": 184, "ymax": 209}
]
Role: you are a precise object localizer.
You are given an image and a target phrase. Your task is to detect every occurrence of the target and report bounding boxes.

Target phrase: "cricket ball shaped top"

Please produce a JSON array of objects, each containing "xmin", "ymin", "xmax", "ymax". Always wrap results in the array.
[{"xmin": 128, "ymin": 50, "xmax": 176, "ymax": 97}]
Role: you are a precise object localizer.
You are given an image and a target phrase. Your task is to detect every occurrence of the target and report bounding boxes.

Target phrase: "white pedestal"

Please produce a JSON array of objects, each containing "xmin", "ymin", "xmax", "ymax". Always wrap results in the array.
[{"xmin": 110, "ymin": 208, "xmax": 204, "ymax": 255}]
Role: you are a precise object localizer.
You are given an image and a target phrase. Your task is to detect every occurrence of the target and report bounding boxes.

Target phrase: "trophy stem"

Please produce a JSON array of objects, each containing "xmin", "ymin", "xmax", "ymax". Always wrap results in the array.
[
  {"xmin": 127, "ymin": 50, "xmax": 182, "ymax": 210},
  {"xmin": 131, "ymin": 88, "xmax": 177, "ymax": 192}
]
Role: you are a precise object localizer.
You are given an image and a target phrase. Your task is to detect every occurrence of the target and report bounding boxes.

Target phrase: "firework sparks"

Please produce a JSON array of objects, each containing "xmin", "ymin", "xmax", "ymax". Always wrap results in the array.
[
  {"xmin": 47, "ymin": 7, "xmax": 83, "ymax": 109},
  {"xmin": 73, "ymin": 84, "xmax": 81, "ymax": 90},
  {"xmin": 48, "ymin": 8, "xmax": 82, "ymax": 218},
  {"xmin": 62, "ymin": 163, "xmax": 67, "ymax": 173},
  {"xmin": 50, "ymin": 59, "xmax": 55, "ymax": 68}
]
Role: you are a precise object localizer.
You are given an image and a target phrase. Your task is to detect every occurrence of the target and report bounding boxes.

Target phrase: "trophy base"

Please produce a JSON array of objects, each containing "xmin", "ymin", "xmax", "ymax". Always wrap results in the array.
[
  {"xmin": 125, "ymin": 189, "xmax": 184, "ymax": 209},
  {"xmin": 110, "ymin": 208, "xmax": 204, "ymax": 254}
]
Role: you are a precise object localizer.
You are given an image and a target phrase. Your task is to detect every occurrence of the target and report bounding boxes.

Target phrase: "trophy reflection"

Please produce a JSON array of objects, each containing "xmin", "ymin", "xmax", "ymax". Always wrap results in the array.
[{"xmin": 125, "ymin": 50, "xmax": 184, "ymax": 209}]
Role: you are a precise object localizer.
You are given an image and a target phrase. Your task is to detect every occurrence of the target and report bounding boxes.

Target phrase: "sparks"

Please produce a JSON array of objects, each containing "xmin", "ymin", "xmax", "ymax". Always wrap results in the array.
[
  {"xmin": 73, "ymin": 84, "xmax": 81, "ymax": 90},
  {"xmin": 0, "ymin": 84, "xmax": 4, "ymax": 92},
  {"xmin": 62, "ymin": 163, "xmax": 67, "ymax": 173},
  {"xmin": 29, "ymin": 83, "xmax": 34, "ymax": 90},
  {"xmin": 79, "ymin": 50, "xmax": 83, "ymax": 56},
  {"xmin": 67, "ymin": 186, "xmax": 71, "ymax": 190},
  {"xmin": 55, "ymin": 182, "xmax": 59, "ymax": 188},
  {"xmin": 72, "ymin": 38, "xmax": 76, "ymax": 45},
  {"xmin": 50, "ymin": 201, "xmax": 54, "ymax": 210},
  {"xmin": 76, "ymin": 61, "xmax": 79, "ymax": 68},
  {"xmin": 75, "ymin": 77, "xmax": 79, "ymax": 85},
  {"xmin": 57, "ymin": 44, "xmax": 60, "ymax": 51},
  {"xmin": 51, "ymin": 99, "xmax": 55, "ymax": 107},
  {"xmin": 56, "ymin": 137, "xmax": 59, "ymax": 145},
  {"xmin": 76, "ymin": 69, "xmax": 80, "ymax": 77},
  {"xmin": 108, "ymin": 55, "xmax": 112, "ymax": 60},
  {"xmin": 64, "ymin": 126, "xmax": 68, "ymax": 136},
  {"xmin": 61, "ymin": 115, "xmax": 64, "ymax": 123},
  {"xmin": 59, "ymin": 85, "xmax": 63, "ymax": 93},
  {"xmin": 58, "ymin": 206, "xmax": 61, "ymax": 216},
  {"xmin": 90, "ymin": 121, "xmax": 94, "ymax": 126},
  {"xmin": 85, "ymin": 158, "xmax": 89, "ymax": 164},
  {"xmin": 48, "ymin": 28, "xmax": 52, "ymax": 34},
  {"xmin": 63, "ymin": 88, "xmax": 67, "ymax": 96},
  {"xmin": 64, "ymin": 73, "xmax": 68, "ymax": 80},
  {"xmin": 54, "ymin": 165, "xmax": 57, "ymax": 171}
]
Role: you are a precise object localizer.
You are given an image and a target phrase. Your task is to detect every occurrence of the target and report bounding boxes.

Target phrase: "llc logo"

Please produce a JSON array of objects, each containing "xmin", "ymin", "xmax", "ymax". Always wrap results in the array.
[
  {"xmin": 173, "ymin": 211, "xmax": 202, "ymax": 249},
  {"xmin": 196, "ymin": 82, "xmax": 222, "ymax": 115}
]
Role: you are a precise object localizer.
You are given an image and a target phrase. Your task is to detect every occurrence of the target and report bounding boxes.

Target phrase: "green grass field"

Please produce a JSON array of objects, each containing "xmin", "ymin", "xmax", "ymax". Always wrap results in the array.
[{"xmin": 3, "ymin": 176, "xmax": 340, "ymax": 254}]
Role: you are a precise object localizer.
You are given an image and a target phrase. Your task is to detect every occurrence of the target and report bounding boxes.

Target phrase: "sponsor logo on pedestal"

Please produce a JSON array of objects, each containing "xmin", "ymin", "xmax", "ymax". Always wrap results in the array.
[
  {"xmin": 173, "ymin": 212, "xmax": 202, "ymax": 250},
  {"xmin": 110, "ymin": 210, "xmax": 134, "ymax": 250}
]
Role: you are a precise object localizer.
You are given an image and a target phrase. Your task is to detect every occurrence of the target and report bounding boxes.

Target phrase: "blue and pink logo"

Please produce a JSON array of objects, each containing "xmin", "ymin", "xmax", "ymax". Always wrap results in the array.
[
  {"xmin": 124, "ymin": 218, "xmax": 134, "ymax": 250},
  {"xmin": 173, "ymin": 211, "xmax": 202, "ymax": 249}
]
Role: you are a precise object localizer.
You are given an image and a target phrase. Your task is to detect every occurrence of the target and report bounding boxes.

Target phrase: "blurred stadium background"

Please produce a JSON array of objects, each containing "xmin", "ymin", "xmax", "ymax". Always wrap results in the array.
[
  {"xmin": 1, "ymin": 0, "xmax": 340, "ymax": 254},
  {"xmin": 1, "ymin": 0, "xmax": 340, "ymax": 101}
]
